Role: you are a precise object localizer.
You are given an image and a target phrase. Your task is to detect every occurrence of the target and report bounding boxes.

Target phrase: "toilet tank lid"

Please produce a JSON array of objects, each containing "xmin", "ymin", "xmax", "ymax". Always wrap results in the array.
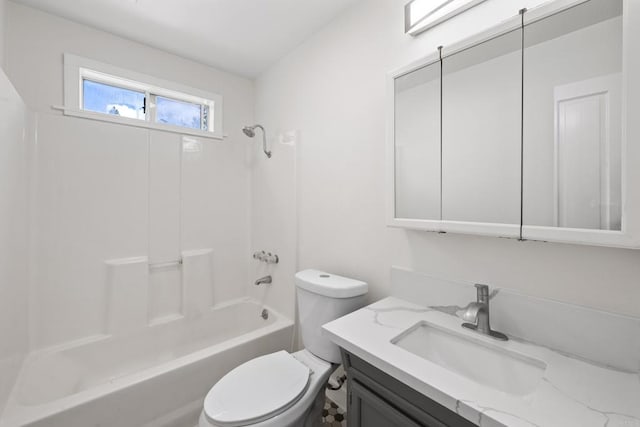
[{"xmin": 295, "ymin": 269, "xmax": 368, "ymax": 298}]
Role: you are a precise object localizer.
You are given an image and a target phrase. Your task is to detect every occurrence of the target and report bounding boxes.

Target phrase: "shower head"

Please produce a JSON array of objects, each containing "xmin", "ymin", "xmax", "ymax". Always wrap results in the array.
[
  {"xmin": 242, "ymin": 124, "xmax": 271, "ymax": 158},
  {"xmin": 242, "ymin": 126, "xmax": 256, "ymax": 138}
]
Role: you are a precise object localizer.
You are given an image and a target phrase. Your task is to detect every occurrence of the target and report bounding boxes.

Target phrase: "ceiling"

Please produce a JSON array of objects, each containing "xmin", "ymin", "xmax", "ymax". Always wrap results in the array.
[{"xmin": 10, "ymin": 0, "xmax": 361, "ymax": 78}]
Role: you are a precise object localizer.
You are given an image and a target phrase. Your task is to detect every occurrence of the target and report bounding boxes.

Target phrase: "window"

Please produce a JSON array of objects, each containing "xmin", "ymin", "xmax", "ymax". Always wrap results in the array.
[
  {"xmin": 64, "ymin": 54, "xmax": 223, "ymax": 139},
  {"xmin": 155, "ymin": 96, "xmax": 208, "ymax": 130},
  {"xmin": 82, "ymin": 79, "xmax": 146, "ymax": 119},
  {"xmin": 405, "ymin": 0, "xmax": 488, "ymax": 36}
]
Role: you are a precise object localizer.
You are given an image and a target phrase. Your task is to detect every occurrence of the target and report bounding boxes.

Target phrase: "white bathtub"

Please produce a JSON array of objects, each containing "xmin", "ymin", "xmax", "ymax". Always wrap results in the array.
[{"xmin": 0, "ymin": 299, "xmax": 294, "ymax": 427}]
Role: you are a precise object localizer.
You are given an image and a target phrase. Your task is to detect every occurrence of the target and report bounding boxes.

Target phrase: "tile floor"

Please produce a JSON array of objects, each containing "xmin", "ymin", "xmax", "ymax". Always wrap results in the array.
[{"xmin": 322, "ymin": 399, "xmax": 346, "ymax": 426}]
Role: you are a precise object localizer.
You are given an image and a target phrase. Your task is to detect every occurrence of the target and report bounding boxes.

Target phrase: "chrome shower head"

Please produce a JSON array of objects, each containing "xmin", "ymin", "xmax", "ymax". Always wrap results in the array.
[
  {"xmin": 242, "ymin": 124, "xmax": 271, "ymax": 158},
  {"xmin": 242, "ymin": 126, "xmax": 256, "ymax": 138}
]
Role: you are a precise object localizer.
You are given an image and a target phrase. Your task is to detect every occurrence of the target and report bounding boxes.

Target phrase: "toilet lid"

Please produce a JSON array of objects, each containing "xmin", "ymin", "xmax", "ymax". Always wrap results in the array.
[{"xmin": 204, "ymin": 351, "xmax": 311, "ymax": 427}]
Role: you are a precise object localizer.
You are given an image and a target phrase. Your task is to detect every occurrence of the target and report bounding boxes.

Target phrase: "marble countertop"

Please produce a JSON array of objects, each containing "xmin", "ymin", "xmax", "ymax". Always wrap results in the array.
[{"xmin": 322, "ymin": 297, "xmax": 640, "ymax": 427}]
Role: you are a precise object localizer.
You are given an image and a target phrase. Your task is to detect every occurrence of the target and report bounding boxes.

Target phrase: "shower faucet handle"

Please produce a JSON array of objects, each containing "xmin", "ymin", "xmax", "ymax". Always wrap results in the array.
[
  {"xmin": 265, "ymin": 253, "xmax": 279, "ymax": 264},
  {"xmin": 252, "ymin": 251, "xmax": 279, "ymax": 264}
]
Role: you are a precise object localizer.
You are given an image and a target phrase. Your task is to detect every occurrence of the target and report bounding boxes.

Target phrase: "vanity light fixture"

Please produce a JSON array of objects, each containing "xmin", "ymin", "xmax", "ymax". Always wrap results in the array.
[{"xmin": 405, "ymin": 0, "xmax": 488, "ymax": 36}]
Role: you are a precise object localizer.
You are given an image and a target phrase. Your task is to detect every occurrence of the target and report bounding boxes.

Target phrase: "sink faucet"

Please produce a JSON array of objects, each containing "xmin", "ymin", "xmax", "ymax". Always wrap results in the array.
[
  {"xmin": 461, "ymin": 284, "xmax": 508, "ymax": 341},
  {"xmin": 255, "ymin": 275, "xmax": 272, "ymax": 286}
]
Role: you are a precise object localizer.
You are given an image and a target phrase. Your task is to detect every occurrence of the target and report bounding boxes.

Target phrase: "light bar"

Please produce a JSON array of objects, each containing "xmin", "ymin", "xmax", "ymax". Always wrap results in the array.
[{"xmin": 405, "ymin": 0, "xmax": 488, "ymax": 36}]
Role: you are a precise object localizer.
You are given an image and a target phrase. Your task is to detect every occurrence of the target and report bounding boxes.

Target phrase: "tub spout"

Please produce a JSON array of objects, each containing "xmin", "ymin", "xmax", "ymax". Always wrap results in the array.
[{"xmin": 255, "ymin": 275, "xmax": 272, "ymax": 286}]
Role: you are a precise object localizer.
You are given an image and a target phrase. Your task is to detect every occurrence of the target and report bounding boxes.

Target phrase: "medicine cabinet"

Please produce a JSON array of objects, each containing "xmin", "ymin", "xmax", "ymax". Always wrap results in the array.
[{"xmin": 387, "ymin": 0, "xmax": 640, "ymax": 248}]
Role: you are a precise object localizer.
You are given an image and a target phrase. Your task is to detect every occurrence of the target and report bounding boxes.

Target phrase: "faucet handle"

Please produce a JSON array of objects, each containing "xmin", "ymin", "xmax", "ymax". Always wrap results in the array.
[
  {"xmin": 474, "ymin": 283, "xmax": 489, "ymax": 302},
  {"xmin": 462, "ymin": 304, "xmax": 479, "ymax": 322}
]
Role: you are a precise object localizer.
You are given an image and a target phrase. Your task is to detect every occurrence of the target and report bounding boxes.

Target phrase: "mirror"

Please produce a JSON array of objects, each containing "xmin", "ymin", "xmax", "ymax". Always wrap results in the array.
[
  {"xmin": 523, "ymin": 0, "xmax": 623, "ymax": 231},
  {"xmin": 394, "ymin": 61, "xmax": 441, "ymax": 220},
  {"xmin": 389, "ymin": 0, "xmax": 636, "ymax": 247},
  {"xmin": 442, "ymin": 28, "xmax": 522, "ymax": 225}
]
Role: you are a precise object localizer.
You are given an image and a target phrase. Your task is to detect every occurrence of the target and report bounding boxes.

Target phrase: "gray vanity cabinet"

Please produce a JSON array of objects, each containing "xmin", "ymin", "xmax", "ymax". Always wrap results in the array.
[
  {"xmin": 349, "ymin": 380, "xmax": 422, "ymax": 427},
  {"xmin": 341, "ymin": 350, "xmax": 477, "ymax": 427}
]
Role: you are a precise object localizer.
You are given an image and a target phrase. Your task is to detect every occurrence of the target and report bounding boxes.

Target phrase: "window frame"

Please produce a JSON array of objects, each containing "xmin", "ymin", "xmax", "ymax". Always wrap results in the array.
[{"xmin": 63, "ymin": 54, "xmax": 224, "ymax": 140}]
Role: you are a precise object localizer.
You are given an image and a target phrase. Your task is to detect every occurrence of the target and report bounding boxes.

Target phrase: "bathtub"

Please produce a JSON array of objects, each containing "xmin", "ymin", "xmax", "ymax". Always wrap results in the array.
[{"xmin": 0, "ymin": 299, "xmax": 294, "ymax": 427}]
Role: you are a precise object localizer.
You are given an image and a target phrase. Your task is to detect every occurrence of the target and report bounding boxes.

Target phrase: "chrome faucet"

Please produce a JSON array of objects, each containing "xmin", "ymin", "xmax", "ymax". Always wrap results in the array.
[
  {"xmin": 255, "ymin": 275, "xmax": 272, "ymax": 286},
  {"xmin": 461, "ymin": 284, "xmax": 508, "ymax": 341}
]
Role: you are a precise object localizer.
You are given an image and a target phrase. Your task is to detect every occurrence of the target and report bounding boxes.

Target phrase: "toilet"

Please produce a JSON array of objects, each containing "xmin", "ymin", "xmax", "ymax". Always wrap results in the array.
[{"xmin": 198, "ymin": 269, "xmax": 368, "ymax": 427}]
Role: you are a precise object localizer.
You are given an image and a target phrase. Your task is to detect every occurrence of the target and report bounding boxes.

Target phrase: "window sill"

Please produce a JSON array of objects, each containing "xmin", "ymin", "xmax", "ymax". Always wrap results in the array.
[{"xmin": 52, "ymin": 105, "xmax": 226, "ymax": 140}]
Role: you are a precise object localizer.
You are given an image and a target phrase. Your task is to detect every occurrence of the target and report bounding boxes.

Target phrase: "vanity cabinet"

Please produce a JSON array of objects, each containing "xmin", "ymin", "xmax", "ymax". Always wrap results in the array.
[{"xmin": 341, "ymin": 350, "xmax": 477, "ymax": 427}]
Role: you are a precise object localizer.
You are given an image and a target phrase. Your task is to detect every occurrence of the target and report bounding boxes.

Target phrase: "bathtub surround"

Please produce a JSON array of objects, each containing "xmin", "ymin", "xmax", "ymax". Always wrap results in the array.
[
  {"xmin": 105, "ymin": 256, "xmax": 149, "ymax": 335},
  {"xmin": 1, "ymin": 4, "xmax": 304, "ymax": 424},
  {"xmin": 105, "ymin": 249, "xmax": 214, "ymax": 334},
  {"xmin": 255, "ymin": 0, "xmax": 640, "ymax": 317},
  {"xmin": 1, "ymin": 3, "xmax": 300, "ymax": 424},
  {"xmin": 0, "ymin": 65, "xmax": 30, "ymax": 418},
  {"xmin": 5, "ymin": 3, "xmax": 255, "ymax": 349}
]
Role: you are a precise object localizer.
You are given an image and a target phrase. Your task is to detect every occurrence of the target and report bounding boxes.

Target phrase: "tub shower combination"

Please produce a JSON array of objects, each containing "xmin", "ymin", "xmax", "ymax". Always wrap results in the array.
[{"xmin": 1, "ymin": 250, "xmax": 292, "ymax": 427}]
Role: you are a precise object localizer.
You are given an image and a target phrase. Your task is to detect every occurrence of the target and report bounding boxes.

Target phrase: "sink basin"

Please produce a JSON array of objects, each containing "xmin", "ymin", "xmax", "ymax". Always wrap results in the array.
[{"xmin": 392, "ymin": 321, "xmax": 546, "ymax": 396}]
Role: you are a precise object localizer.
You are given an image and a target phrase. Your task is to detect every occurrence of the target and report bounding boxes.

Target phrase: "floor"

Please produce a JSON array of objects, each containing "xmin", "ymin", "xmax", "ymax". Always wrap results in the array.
[{"xmin": 322, "ymin": 399, "xmax": 346, "ymax": 426}]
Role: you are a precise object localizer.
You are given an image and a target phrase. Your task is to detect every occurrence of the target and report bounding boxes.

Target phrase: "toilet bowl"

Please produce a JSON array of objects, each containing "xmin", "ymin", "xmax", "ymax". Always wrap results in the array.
[
  {"xmin": 199, "ymin": 350, "xmax": 332, "ymax": 427},
  {"xmin": 198, "ymin": 270, "xmax": 367, "ymax": 427}
]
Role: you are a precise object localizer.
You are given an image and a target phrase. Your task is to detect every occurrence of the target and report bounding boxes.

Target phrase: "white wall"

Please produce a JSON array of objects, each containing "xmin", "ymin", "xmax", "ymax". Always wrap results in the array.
[
  {"xmin": 0, "ymin": 0, "xmax": 5, "ymax": 68},
  {"xmin": 6, "ymin": 3, "xmax": 255, "ymax": 348},
  {"xmin": 255, "ymin": 0, "xmax": 640, "ymax": 318},
  {"xmin": 0, "ymin": 67, "xmax": 30, "ymax": 414}
]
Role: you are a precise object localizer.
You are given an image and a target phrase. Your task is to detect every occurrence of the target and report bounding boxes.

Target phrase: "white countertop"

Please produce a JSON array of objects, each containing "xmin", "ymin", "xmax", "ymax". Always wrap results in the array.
[{"xmin": 322, "ymin": 297, "xmax": 640, "ymax": 427}]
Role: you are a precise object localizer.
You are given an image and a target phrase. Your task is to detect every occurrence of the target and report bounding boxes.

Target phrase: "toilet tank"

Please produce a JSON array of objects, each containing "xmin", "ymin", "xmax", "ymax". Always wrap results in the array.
[{"xmin": 295, "ymin": 270, "xmax": 368, "ymax": 364}]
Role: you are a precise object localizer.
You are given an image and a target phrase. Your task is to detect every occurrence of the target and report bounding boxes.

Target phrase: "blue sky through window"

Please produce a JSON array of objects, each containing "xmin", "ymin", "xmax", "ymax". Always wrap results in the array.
[
  {"xmin": 83, "ymin": 79, "xmax": 145, "ymax": 119},
  {"xmin": 156, "ymin": 96, "xmax": 201, "ymax": 130}
]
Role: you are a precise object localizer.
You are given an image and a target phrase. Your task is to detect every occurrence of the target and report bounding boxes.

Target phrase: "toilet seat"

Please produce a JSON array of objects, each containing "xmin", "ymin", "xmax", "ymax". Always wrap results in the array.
[{"xmin": 203, "ymin": 351, "xmax": 311, "ymax": 427}]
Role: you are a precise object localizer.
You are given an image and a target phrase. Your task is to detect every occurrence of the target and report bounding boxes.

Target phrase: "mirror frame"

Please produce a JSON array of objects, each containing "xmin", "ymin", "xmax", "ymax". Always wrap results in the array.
[{"xmin": 386, "ymin": 0, "xmax": 640, "ymax": 248}]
